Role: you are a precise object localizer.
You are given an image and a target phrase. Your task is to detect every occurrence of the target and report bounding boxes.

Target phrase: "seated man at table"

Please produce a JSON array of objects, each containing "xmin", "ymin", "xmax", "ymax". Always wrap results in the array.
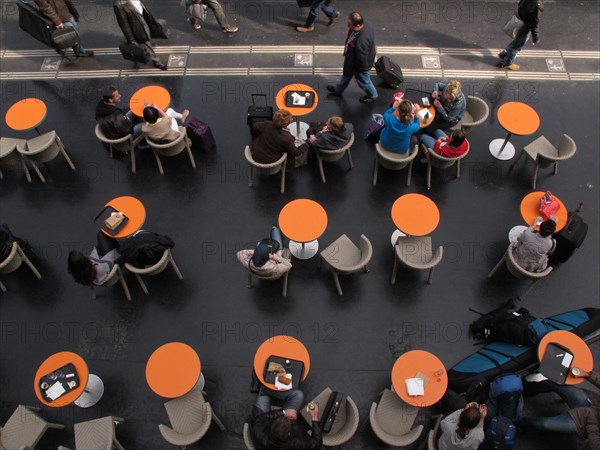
[
  {"xmin": 420, "ymin": 129, "xmax": 469, "ymax": 160},
  {"xmin": 142, "ymin": 104, "xmax": 190, "ymax": 144},
  {"xmin": 379, "ymin": 99, "xmax": 421, "ymax": 154},
  {"xmin": 422, "ymin": 80, "xmax": 466, "ymax": 136},
  {"xmin": 237, "ymin": 225, "xmax": 291, "ymax": 279},
  {"xmin": 250, "ymin": 387, "xmax": 322, "ymax": 450},
  {"xmin": 305, "ymin": 116, "xmax": 353, "ymax": 151},
  {"xmin": 95, "ymin": 86, "xmax": 143, "ymax": 140},
  {"xmin": 512, "ymin": 217, "xmax": 557, "ymax": 272},
  {"xmin": 251, "ymin": 109, "xmax": 309, "ymax": 168}
]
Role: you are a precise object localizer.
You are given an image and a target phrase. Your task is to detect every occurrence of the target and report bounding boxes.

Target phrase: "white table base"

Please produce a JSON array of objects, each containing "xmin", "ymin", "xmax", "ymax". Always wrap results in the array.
[
  {"xmin": 75, "ymin": 374, "xmax": 104, "ymax": 408},
  {"xmin": 391, "ymin": 229, "xmax": 407, "ymax": 247},
  {"xmin": 509, "ymin": 225, "xmax": 528, "ymax": 244},
  {"xmin": 489, "ymin": 138, "xmax": 515, "ymax": 160},
  {"xmin": 287, "ymin": 121, "xmax": 309, "ymax": 145},
  {"xmin": 289, "ymin": 239, "xmax": 319, "ymax": 259}
]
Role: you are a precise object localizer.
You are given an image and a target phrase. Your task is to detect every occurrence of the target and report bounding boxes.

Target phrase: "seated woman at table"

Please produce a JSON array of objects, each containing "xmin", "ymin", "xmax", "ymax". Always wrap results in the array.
[
  {"xmin": 420, "ymin": 129, "xmax": 469, "ymax": 159},
  {"xmin": 305, "ymin": 116, "xmax": 354, "ymax": 151},
  {"xmin": 142, "ymin": 104, "xmax": 190, "ymax": 144},
  {"xmin": 251, "ymin": 109, "xmax": 309, "ymax": 168},
  {"xmin": 68, "ymin": 232, "xmax": 121, "ymax": 286},
  {"xmin": 512, "ymin": 217, "xmax": 557, "ymax": 273},
  {"xmin": 379, "ymin": 99, "xmax": 421, "ymax": 154},
  {"xmin": 438, "ymin": 402, "xmax": 486, "ymax": 450},
  {"xmin": 422, "ymin": 80, "xmax": 466, "ymax": 136},
  {"xmin": 236, "ymin": 225, "xmax": 291, "ymax": 279}
]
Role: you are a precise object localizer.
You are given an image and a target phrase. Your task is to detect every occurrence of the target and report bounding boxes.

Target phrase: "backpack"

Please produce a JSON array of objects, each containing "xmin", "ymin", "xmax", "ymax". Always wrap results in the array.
[
  {"xmin": 470, "ymin": 301, "xmax": 543, "ymax": 345},
  {"xmin": 487, "ymin": 374, "xmax": 523, "ymax": 422},
  {"xmin": 465, "ymin": 377, "xmax": 490, "ymax": 404},
  {"xmin": 480, "ymin": 416, "xmax": 516, "ymax": 450}
]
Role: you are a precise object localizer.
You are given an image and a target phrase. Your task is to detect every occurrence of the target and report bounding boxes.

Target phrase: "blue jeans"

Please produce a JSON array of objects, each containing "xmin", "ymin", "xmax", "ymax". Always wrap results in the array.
[
  {"xmin": 502, "ymin": 31, "xmax": 531, "ymax": 65},
  {"xmin": 334, "ymin": 70, "xmax": 378, "ymax": 99},
  {"xmin": 420, "ymin": 129, "xmax": 447, "ymax": 150},
  {"xmin": 270, "ymin": 226, "xmax": 285, "ymax": 249},
  {"xmin": 520, "ymin": 413, "xmax": 578, "ymax": 434},
  {"xmin": 62, "ymin": 18, "xmax": 88, "ymax": 56},
  {"xmin": 254, "ymin": 386, "xmax": 304, "ymax": 412},
  {"xmin": 523, "ymin": 379, "xmax": 591, "ymax": 409},
  {"xmin": 125, "ymin": 111, "xmax": 144, "ymax": 139},
  {"xmin": 305, "ymin": 0, "xmax": 336, "ymax": 27}
]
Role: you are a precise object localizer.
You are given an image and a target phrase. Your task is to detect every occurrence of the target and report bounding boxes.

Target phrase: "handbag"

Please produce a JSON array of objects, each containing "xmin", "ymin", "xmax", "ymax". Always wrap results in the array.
[
  {"xmin": 366, "ymin": 113, "xmax": 385, "ymax": 141},
  {"xmin": 538, "ymin": 191, "xmax": 560, "ymax": 219},
  {"xmin": 503, "ymin": 14, "xmax": 525, "ymax": 39},
  {"xmin": 51, "ymin": 27, "xmax": 80, "ymax": 50}
]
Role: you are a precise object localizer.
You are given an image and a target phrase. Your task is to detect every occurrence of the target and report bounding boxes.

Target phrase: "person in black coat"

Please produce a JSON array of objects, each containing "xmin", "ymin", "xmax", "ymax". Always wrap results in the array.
[
  {"xmin": 113, "ymin": 0, "xmax": 167, "ymax": 70},
  {"xmin": 95, "ymin": 86, "xmax": 143, "ymax": 140},
  {"xmin": 327, "ymin": 11, "xmax": 378, "ymax": 103},
  {"xmin": 498, "ymin": 0, "xmax": 544, "ymax": 70}
]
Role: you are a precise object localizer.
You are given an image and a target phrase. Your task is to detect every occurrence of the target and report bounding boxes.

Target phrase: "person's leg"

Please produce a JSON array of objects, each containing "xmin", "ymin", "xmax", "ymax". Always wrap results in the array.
[
  {"xmin": 502, "ymin": 32, "xmax": 530, "ymax": 66},
  {"xmin": 524, "ymin": 380, "xmax": 591, "ymax": 409},
  {"xmin": 254, "ymin": 386, "xmax": 272, "ymax": 413},
  {"xmin": 520, "ymin": 413, "xmax": 578, "ymax": 434},
  {"xmin": 280, "ymin": 389, "xmax": 304, "ymax": 412},
  {"xmin": 332, "ymin": 74, "xmax": 353, "ymax": 94},
  {"xmin": 420, "ymin": 133, "xmax": 437, "ymax": 150},
  {"xmin": 321, "ymin": 0, "xmax": 336, "ymax": 19},
  {"xmin": 203, "ymin": 0, "xmax": 231, "ymax": 29},
  {"xmin": 63, "ymin": 18, "xmax": 88, "ymax": 56},
  {"xmin": 141, "ymin": 42, "xmax": 166, "ymax": 70},
  {"xmin": 270, "ymin": 226, "xmax": 285, "ymax": 249},
  {"xmin": 433, "ymin": 129, "xmax": 448, "ymax": 140},
  {"xmin": 96, "ymin": 231, "xmax": 119, "ymax": 258},
  {"xmin": 354, "ymin": 70, "xmax": 378, "ymax": 99},
  {"xmin": 304, "ymin": 0, "xmax": 326, "ymax": 27}
]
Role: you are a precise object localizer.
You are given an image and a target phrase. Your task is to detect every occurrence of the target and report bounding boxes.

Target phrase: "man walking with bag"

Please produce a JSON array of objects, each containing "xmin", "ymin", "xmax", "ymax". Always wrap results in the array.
[
  {"xmin": 184, "ymin": 0, "xmax": 238, "ymax": 33},
  {"xmin": 296, "ymin": 0, "xmax": 340, "ymax": 33},
  {"xmin": 498, "ymin": 0, "xmax": 544, "ymax": 70}
]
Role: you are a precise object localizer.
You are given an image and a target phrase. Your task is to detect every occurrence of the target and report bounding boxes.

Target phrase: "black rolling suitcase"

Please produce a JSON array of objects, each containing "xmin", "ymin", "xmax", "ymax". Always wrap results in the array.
[
  {"xmin": 550, "ymin": 203, "xmax": 588, "ymax": 264},
  {"xmin": 375, "ymin": 56, "xmax": 404, "ymax": 89},
  {"xmin": 119, "ymin": 42, "xmax": 153, "ymax": 64},
  {"xmin": 247, "ymin": 94, "xmax": 273, "ymax": 137},
  {"xmin": 18, "ymin": 1, "xmax": 80, "ymax": 51}
]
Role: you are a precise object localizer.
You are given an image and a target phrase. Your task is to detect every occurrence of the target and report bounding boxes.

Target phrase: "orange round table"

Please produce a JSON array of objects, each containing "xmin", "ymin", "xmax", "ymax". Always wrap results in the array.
[
  {"xmin": 490, "ymin": 101, "xmax": 540, "ymax": 160},
  {"xmin": 275, "ymin": 83, "xmax": 319, "ymax": 142},
  {"xmin": 34, "ymin": 351, "xmax": 104, "ymax": 408},
  {"xmin": 254, "ymin": 335, "xmax": 310, "ymax": 390},
  {"xmin": 391, "ymin": 350, "xmax": 448, "ymax": 407},
  {"xmin": 391, "ymin": 194, "xmax": 440, "ymax": 245},
  {"xmin": 103, "ymin": 196, "xmax": 146, "ymax": 238},
  {"xmin": 146, "ymin": 342, "xmax": 202, "ymax": 398},
  {"xmin": 520, "ymin": 191, "xmax": 568, "ymax": 232},
  {"xmin": 538, "ymin": 331, "xmax": 593, "ymax": 385},
  {"xmin": 5, "ymin": 98, "xmax": 47, "ymax": 135},
  {"xmin": 278, "ymin": 199, "xmax": 328, "ymax": 259},
  {"xmin": 129, "ymin": 86, "xmax": 171, "ymax": 117}
]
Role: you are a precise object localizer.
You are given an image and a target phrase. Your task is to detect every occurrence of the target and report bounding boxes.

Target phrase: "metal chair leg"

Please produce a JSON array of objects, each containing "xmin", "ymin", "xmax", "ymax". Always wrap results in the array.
[
  {"xmin": 407, "ymin": 160, "xmax": 413, "ymax": 186},
  {"xmin": 153, "ymin": 150, "xmax": 164, "ymax": 175},
  {"xmin": 391, "ymin": 256, "xmax": 398, "ymax": 285},
  {"xmin": 488, "ymin": 252, "xmax": 507, "ymax": 278},
  {"xmin": 427, "ymin": 266, "xmax": 435, "ymax": 284},
  {"xmin": 331, "ymin": 269, "xmax": 343, "ymax": 296},
  {"xmin": 169, "ymin": 252, "xmax": 183, "ymax": 279},
  {"xmin": 247, "ymin": 273, "xmax": 252, "ymax": 289},
  {"xmin": 347, "ymin": 149, "xmax": 354, "ymax": 169},
  {"xmin": 372, "ymin": 155, "xmax": 379, "ymax": 186},
  {"xmin": 282, "ymin": 272, "xmax": 288, "ymax": 297},
  {"xmin": 317, "ymin": 155, "xmax": 326, "ymax": 183},
  {"xmin": 118, "ymin": 268, "xmax": 132, "ymax": 301},
  {"xmin": 135, "ymin": 273, "xmax": 149, "ymax": 295}
]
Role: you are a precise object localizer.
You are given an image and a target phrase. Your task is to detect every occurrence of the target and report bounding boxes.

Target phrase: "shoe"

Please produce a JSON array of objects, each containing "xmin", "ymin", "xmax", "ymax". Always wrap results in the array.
[
  {"xmin": 359, "ymin": 95, "xmax": 376, "ymax": 104},
  {"xmin": 296, "ymin": 26, "xmax": 315, "ymax": 33},
  {"xmin": 498, "ymin": 51, "xmax": 506, "ymax": 60},
  {"xmin": 497, "ymin": 62, "xmax": 520, "ymax": 71},
  {"xmin": 154, "ymin": 62, "xmax": 168, "ymax": 71},
  {"xmin": 326, "ymin": 85, "xmax": 341, "ymax": 96},
  {"xmin": 181, "ymin": 109, "xmax": 190, "ymax": 123},
  {"xmin": 189, "ymin": 18, "xmax": 201, "ymax": 30},
  {"xmin": 222, "ymin": 26, "xmax": 239, "ymax": 33},
  {"xmin": 328, "ymin": 11, "xmax": 340, "ymax": 25},
  {"xmin": 77, "ymin": 50, "xmax": 94, "ymax": 57}
]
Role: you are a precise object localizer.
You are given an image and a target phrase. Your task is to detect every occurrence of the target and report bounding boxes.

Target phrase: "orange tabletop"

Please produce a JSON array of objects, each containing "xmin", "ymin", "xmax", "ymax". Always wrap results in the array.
[
  {"xmin": 34, "ymin": 351, "xmax": 89, "ymax": 407},
  {"xmin": 254, "ymin": 335, "xmax": 310, "ymax": 389},
  {"xmin": 497, "ymin": 102, "xmax": 540, "ymax": 136},
  {"xmin": 129, "ymin": 86, "xmax": 171, "ymax": 117},
  {"xmin": 275, "ymin": 83, "xmax": 319, "ymax": 117},
  {"xmin": 392, "ymin": 350, "xmax": 448, "ymax": 407},
  {"xmin": 146, "ymin": 342, "xmax": 201, "ymax": 398},
  {"xmin": 5, "ymin": 98, "xmax": 47, "ymax": 131},
  {"xmin": 538, "ymin": 331, "xmax": 593, "ymax": 385},
  {"xmin": 279, "ymin": 199, "xmax": 328, "ymax": 243},
  {"xmin": 103, "ymin": 196, "xmax": 146, "ymax": 238},
  {"xmin": 391, "ymin": 194, "xmax": 440, "ymax": 236},
  {"xmin": 520, "ymin": 191, "xmax": 568, "ymax": 232}
]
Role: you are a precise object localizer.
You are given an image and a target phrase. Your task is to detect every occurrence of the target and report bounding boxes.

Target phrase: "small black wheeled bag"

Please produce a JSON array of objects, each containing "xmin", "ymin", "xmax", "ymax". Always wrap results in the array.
[
  {"xmin": 119, "ymin": 42, "xmax": 153, "ymax": 64},
  {"xmin": 51, "ymin": 27, "xmax": 80, "ymax": 51},
  {"xmin": 247, "ymin": 94, "xmax": 274, "ymax": 137}
]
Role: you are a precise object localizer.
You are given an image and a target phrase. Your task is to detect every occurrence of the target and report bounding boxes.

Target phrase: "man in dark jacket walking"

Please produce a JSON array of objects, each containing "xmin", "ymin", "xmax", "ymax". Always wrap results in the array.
[
  {"xmin": 113, "ymin": 0, "xmax": 167, "ymax": 70},
  {"xmin": 498, "ymin": 0, "xmax": 543, "ymax": 70},
  {"xmin": 327, "ymin": 12, "xmax": 377, "ymax": 103},
  {"xmin": 33, "ymin": 0, "xmax": 93, "ymax": 57}
]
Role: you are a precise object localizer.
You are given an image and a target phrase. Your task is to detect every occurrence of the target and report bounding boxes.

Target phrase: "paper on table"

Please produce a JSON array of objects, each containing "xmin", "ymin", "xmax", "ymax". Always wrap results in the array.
[
  {"xmin": 291, "ymin": 93, "xmax": 306, "ymax": 106},
  {"xmin": 561, "ymin": 352, "xmax": 574, "ymax": 368},
  {"xmin": 46, "ymin": 381, "xmax": 66, "ymax": 400},
  {"xmin": 274, "ymin": 373, "xmax": 293, "ymax": 391},
  {"xmin": 417, "ymin": 109, "xmax": 429, "ymax": 120},
  {"xmin": 405, "ymin": 377, "xmax": 425, "ymax": 396}
]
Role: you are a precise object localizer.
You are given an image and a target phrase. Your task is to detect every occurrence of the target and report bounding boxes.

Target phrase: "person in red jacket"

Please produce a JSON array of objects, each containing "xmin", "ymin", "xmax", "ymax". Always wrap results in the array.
[{"xmin": 420, "ymin": 129, "xmax": 469, "ymax": 160}]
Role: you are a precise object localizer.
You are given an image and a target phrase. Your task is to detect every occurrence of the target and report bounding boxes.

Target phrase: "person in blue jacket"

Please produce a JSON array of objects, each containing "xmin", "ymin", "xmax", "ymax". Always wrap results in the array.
[{"xmin": 379, "ymin": 99, "xmax": 421, "ymax": 154}]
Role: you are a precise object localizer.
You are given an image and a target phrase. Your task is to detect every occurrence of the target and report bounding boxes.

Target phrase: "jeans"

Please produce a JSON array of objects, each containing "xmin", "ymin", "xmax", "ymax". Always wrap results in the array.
[
  {"xmin": 125, "ymin": 111, "xmax": 144, "ymax": 139},
  {"xmin": 520, "ymin": 413, "xmax": 578, "ymax": 434},
  {"xmin": 270, "ymin": 226, "xmax": 285, "ymax": 250},
  {"xmin": 254, "ymin": 386, "xmax": 304, "ymax": 412},
  {"xmin": 502, "ymin": 31, "xmax": 531, "ymax": 65},
  {"xmin": 420, "ymin": 129, "xmax": 447, "ymax": 150},
  {"xmin": 96, "ymin": 231, "xmax": 120, "ymax": 258},
  {"xmin": 63, "ymin": 18, "xmax": 87, "ymax": 56},
  {"xmin": 203, "ymin": 0, "xmax": 231, "ymax": 28},
  {"xmin": 334, "ymin": 70, "xmax": 378, "ymax": 99},
  {"xmin": 305, "ymin": 0, "xmax": 336, "ymax": 27},
  {"xmin": 523, "ymin": 379, "xmax": 591, "ymax": 409}
]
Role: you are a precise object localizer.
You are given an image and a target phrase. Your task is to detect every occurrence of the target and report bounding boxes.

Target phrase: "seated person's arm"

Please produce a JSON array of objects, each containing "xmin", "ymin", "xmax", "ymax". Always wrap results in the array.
[
  {"xmin": 585, "ymin": 370, "xmax": 600, "ymax": 389},
  {"xmin": 251, "ymin": 410, "xmax": 286, "ymax": 445}
]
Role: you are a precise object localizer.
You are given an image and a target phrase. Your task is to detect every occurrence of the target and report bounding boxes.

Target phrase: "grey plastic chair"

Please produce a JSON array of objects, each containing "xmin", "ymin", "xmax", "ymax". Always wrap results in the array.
[
  {"xmin": 0, "ymin": 137, "xmax": 32, "ymax": 182},
  {"xmin": 449, "ymin": 95, "xmax": 490, "ymax": 135},
  {"xmin": 488, "ymin": 243, "xmax": 553, "ymax": 298},
  {"xmin": 124, "ymin": 248, "xmax": 182, "ymax": 295},
  {"xmin": 373, "ymin": 141, "xmax": 418, "ymax": 186},
  {"xmin": 0, "ymin": 242, "xmax": 42, "ymax": 292},
  {"xmin": 95, "ymin": 124, "xmax": 144, "ymax": 174},
  {"xmin": 300, "ymin": 387, "xmax": 360, "ymax": 447},
  {"xmin": 16, "ymin": 131, "xmax": 75, "ymax": 182},
  {"xmin": 315, "ymin": 133, "xmax": 355, "ymax": 183},
  {"xmin": 392, "ymin": 236, "xmax": 443, "ymax": 285},
  {"xmin": 246, "ymin": 248, "xmax": 291, "ymax": 297},
  {"xmin": 422, "ymin": 141, "xmax": 470, "ymax": 191},
  {"xmin": 368, "ymin": 389, "xmax": 423, "ymax": 447},
  {"xmin": 145, "ymin": 127, "xmax": 196, "ymax": 175},
  {"xmin": 416, "ymin": 414, "xmax": 443, "ymax": 450},
  {"xmin": 74, "ymin": 416, "xmax": 125, "ymax": 450},
  {"xmin": 243, "ymin": 422, "xmax": 256, "ymax": 450},
  {"xmin": 319, "ymin": 234, "xmax": 372, "ymax": 295},
  {"xmin": 244, "ymin": 146, "xmax": 287, "ymax": 194},
  {"xmin": 0, "ymin": 405, "xmax": 64, "ymax": 450},
  {"xmin": 158, "ymin": 389, "xmax": 225, "ymax": 448},
  {"xmin": 511, "ymin": 134, "xmax": 577, "ymax": 189},
  {"xmin": 90, "ymin": 264, "xmax": 131, "ymax": 301}
]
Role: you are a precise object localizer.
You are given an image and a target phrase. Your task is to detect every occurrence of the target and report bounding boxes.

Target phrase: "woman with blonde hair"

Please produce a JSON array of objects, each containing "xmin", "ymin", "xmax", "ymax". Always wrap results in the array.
[
  {"xmin": 380, "ymin": 99, "xmax": 421, "ymax": 154},
  {"xmin": 423, "ymin": 80, "xmax": 466, "ymax": 135}
]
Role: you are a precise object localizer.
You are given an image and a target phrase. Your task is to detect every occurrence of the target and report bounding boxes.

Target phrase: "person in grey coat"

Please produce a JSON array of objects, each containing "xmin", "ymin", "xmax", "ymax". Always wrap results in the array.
[
  {"xmin": 512, "ymin": 217, "xmax": 556, "ymax": 272},
  {"xmin": 306, "ymin": 116, "xmax": 353, "ymax": 151},
  {"xmin": 113, "ymin": 0, "xmax": 167, "ymax": 70}
]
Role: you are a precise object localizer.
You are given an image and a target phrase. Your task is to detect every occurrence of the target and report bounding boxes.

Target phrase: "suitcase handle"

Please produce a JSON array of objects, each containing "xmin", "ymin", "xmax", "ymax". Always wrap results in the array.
[{"xmin": 251, "ymin": 94, "xmax": 268, "ymax": 108}]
